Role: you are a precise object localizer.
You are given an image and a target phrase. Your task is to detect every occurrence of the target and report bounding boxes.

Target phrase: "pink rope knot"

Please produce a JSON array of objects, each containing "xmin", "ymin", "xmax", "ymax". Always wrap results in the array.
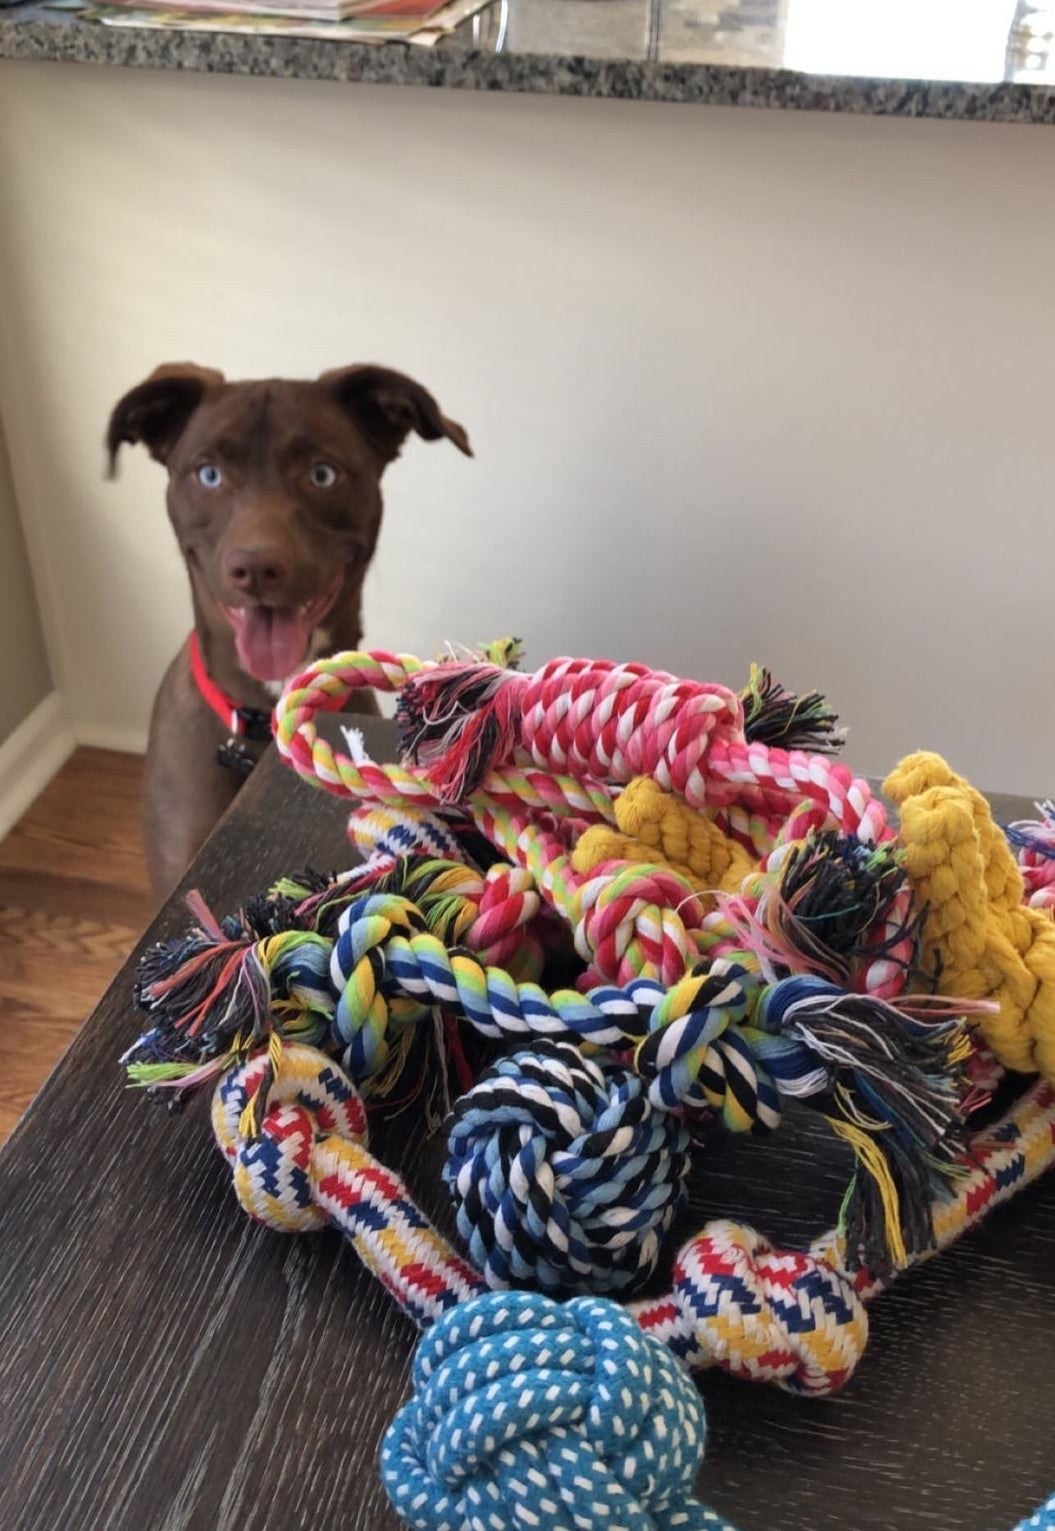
[
  {"xmin": 466, "ymin": 864, "xmax": 544, "ymax": 966},
  {"xmin": 396, "ymin": 656, "xmax": 744, "ymax": 806},
  {"xmin": 573, "ymin": 863, "xmax": 705, "ymax": 985},
  {"xmin": 519, "ymin": 659, "xmax": 744, "ymax": 804},
  {"xmin": 710, "ymin": 744, "xmax": 891, "ymax": 857}
]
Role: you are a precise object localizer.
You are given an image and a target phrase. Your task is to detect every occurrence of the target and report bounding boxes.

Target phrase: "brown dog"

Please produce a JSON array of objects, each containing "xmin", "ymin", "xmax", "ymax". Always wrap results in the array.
[{"xmin": 106, "ymin": 363, "xmax": 471, "ymax": 902}]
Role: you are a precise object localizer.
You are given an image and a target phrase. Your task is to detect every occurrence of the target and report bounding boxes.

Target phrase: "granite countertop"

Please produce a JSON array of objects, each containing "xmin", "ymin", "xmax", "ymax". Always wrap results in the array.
[{"xmin": 3, "ymin": 0, "xmax": 1055, "ymax": 122}]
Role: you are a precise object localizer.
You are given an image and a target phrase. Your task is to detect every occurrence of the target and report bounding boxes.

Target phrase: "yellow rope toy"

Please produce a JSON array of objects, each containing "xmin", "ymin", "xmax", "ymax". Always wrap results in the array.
[
  {"xmin": 886, "ymin": 751, "xmax": 1055, "ymax": 1080},
  {"xmin": 571, "ymin": 775, "xmax": 755, "ymax": 899}
]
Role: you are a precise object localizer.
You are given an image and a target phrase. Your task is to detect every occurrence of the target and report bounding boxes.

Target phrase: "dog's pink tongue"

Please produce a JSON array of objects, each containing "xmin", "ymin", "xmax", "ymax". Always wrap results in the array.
[{"xmin": 233, "ymin": 607, "xmax": 312, "ymax": 682}]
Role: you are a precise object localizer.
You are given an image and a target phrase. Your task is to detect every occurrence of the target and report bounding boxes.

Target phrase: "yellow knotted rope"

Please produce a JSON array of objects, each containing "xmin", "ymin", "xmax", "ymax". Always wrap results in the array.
[
  {"xmin": 571, "ymin": 777, "xmax": 755, "ymax": 900},
  {"xmin": 884, "ymin": 751, "xmax": 1055, "ymax": 1080}
]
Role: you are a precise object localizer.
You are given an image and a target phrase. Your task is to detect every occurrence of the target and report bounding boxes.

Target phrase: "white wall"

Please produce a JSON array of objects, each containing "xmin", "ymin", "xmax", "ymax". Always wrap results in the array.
[
  {"xmin": 0, "ymin": 422, "xmax": 50, "ymax": 744},
  {"xmin": 0, "ymin": 63, "xmax": 1051, "ymax": 791}
]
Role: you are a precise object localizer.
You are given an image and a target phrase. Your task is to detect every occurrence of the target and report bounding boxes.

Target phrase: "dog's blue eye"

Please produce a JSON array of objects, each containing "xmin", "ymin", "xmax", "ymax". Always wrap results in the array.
[
  {"xmin": 197, "ymin": 464, "xmax": 222, "ymax": 489},
  {"xmin": 311, "ymin": 463, "xmax": 338, "ymax": 489}
]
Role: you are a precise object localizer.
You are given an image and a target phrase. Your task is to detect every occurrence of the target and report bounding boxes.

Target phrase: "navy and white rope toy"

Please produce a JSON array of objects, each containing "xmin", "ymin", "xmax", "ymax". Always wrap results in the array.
[
  {"xmin": 444, "ymin": 1042, "xmax": 692, "ymax": 1297},
  {"xmin": 381, "ymin": 1290, "xmax": 740, "ymax": 1531}
]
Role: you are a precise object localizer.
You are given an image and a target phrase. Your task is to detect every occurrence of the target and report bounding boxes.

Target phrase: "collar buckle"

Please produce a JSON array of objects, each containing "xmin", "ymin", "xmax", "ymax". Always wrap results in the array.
[{"xmin": 233, "ymin": 705, "xmax": 274, "ymax": 742}]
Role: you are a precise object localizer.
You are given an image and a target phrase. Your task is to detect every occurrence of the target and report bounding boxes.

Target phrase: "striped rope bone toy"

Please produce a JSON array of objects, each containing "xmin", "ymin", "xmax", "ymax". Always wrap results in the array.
[{"xmin": 206, "ymin": 1039, "xmax": 1055, "ymax": 1526}]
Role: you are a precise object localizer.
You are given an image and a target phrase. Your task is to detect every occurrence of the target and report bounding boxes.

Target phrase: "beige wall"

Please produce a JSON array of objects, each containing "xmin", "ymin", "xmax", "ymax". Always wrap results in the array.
[
  {"xmin": 0, "ymin": 422, "xmax": 50, "ymax": 744},
  {"xmin": 0, "ymin": 63, "xmax": 1052, "ymax": 790}
]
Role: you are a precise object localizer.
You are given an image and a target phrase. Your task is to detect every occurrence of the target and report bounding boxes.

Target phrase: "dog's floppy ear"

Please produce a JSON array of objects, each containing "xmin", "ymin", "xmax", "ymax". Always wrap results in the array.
[
  {"xmin": 320, "ymin": 364, "xmax": 472, "ymax": 462},
  {"xmin": 106, "ymin": 363, "xmax": 225, "ymax": 477}
]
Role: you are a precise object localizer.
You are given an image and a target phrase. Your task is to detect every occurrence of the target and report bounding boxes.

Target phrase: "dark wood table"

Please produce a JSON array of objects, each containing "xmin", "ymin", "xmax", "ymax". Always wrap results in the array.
[{"xmin": 0, "ymin": 724, "xmax": 1051, "ymax": 1531}]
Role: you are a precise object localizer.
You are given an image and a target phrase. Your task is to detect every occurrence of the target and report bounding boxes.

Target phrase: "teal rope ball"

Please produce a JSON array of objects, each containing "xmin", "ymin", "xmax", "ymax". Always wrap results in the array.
[
  {"xmin": 1015, "ymin": 1492, "xmax": 1055, "ymax": 1529},
  {"xmin": 380, "ymin": 1289, "xmax": 739, "ymax": 1531}
]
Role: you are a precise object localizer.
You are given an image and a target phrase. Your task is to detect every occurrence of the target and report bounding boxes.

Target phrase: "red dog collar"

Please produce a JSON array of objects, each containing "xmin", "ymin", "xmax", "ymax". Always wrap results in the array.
[{"xmin": 189, "ymin": 631, "xmax": 273, "ymax": 742}]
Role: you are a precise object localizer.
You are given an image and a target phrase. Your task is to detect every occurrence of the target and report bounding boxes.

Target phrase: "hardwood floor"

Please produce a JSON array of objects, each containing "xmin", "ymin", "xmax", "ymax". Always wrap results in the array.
[{"xmin": 0, "ymin": 749, "xmax": 153, "ymax": 1144}]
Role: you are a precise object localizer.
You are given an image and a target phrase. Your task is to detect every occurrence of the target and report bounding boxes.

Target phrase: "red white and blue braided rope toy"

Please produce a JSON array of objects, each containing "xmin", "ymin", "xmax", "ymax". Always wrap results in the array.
[{"xmin": 124, "ymin": 644, "xmax": 1055, "ymax": 1530}]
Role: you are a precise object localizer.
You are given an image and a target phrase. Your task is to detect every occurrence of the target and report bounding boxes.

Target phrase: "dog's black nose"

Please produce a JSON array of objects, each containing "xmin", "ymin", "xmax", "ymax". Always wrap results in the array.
[{"xmin": 223, "ymin": 546, "xmax": 287, "ymax": 597}]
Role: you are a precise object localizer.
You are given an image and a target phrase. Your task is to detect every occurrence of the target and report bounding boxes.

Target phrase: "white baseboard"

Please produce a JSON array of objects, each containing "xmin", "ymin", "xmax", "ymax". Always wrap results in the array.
[
  {"xmin": 0, "ymin": 691, "xmax": 76, "ymax": 840},
  {"xmin": 73, "ymin": 722, "xmax": 148, "ymax": 755}
]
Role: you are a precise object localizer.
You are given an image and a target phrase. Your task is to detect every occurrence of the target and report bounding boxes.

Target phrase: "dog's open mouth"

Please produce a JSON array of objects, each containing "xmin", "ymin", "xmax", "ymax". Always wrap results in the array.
[{"xmin": 222, "ymin": 573, "xmax": 344, "ymax": 682}]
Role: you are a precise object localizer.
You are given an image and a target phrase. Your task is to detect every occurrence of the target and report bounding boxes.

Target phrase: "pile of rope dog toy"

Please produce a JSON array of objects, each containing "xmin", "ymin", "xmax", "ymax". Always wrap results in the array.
[{"xmin": 123, "ymin": 642, "xmax": 1055, "ymax": 1530}]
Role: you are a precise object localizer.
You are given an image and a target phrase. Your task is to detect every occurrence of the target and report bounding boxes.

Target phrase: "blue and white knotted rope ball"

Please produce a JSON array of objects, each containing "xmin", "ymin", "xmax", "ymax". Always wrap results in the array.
[
  {"xmin": 381, "ymin": 1290, "xmax": 739, "ymax": 1531},
  {"xmin": 444, "ymin": 1042, "xmax": 692, "ymax": 1297}
]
